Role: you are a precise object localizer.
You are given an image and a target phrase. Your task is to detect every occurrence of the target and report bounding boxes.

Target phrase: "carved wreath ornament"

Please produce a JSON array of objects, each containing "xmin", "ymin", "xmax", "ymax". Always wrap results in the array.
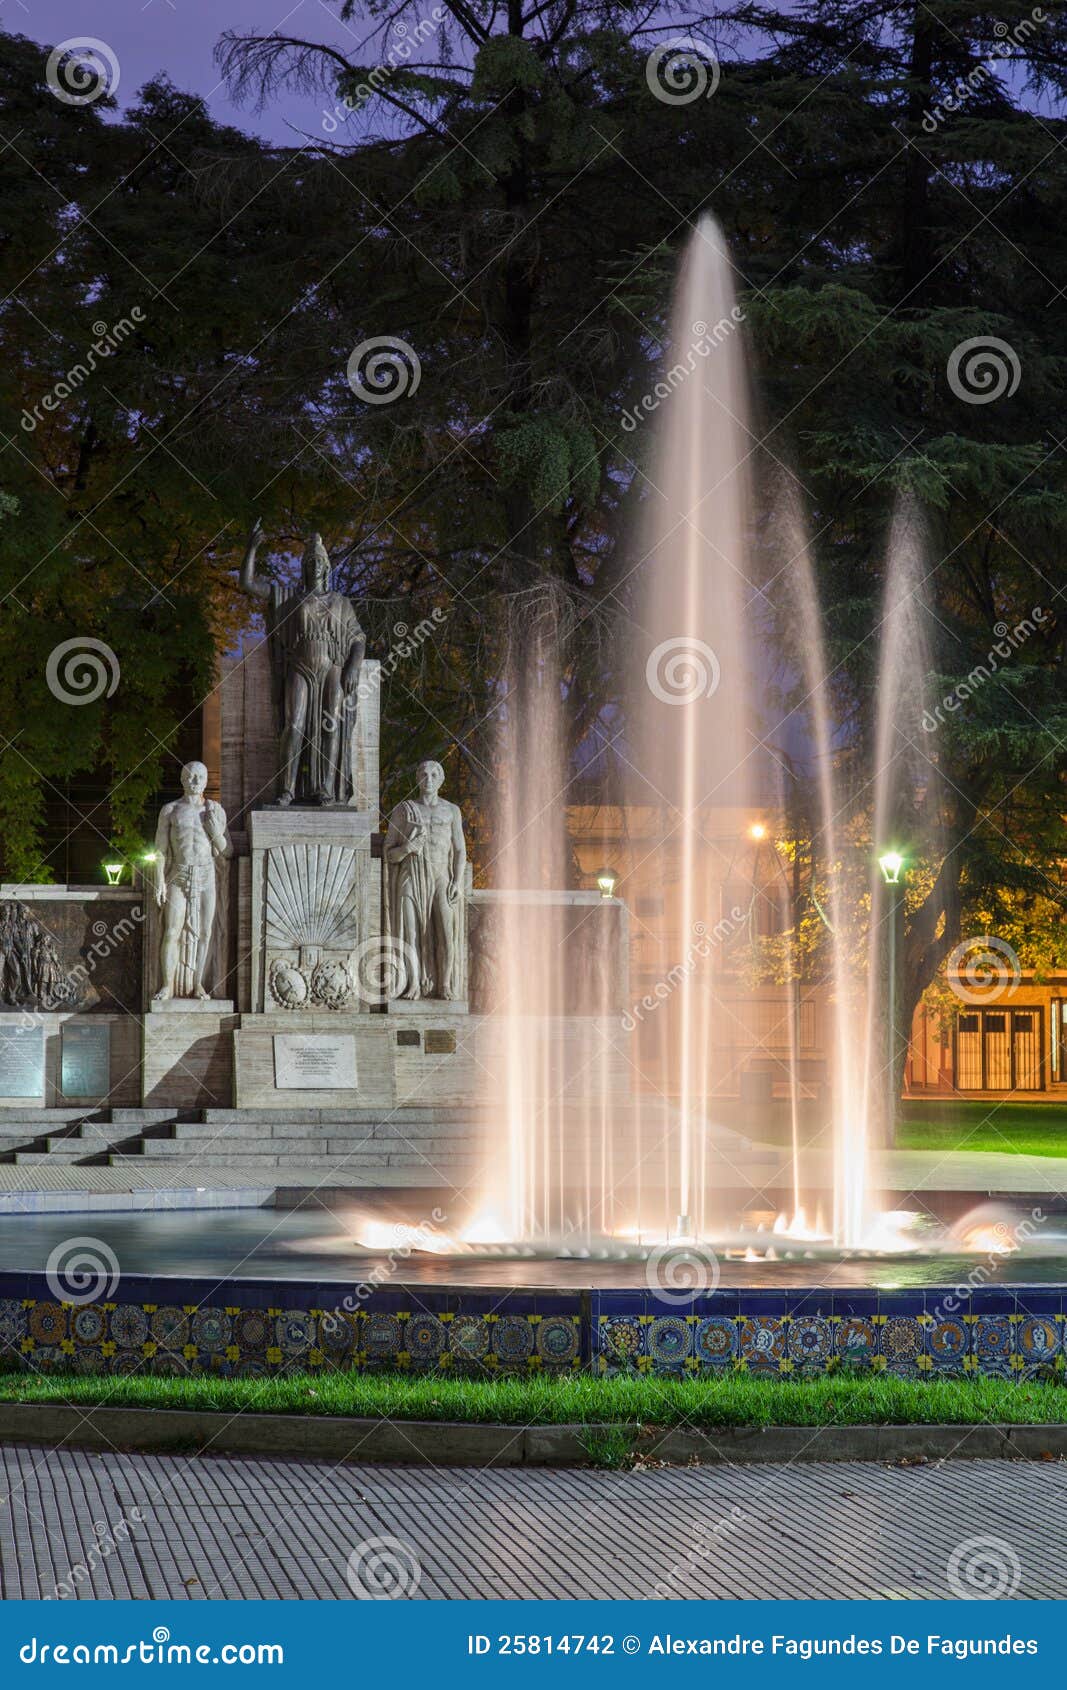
[{"xmin": 268, "ymin": 956, "xmax": 355, "ymax": 1010}]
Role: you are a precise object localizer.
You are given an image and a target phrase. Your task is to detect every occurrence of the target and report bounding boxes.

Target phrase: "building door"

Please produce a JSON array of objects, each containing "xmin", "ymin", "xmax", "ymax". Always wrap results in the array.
[
  {"xmin": 956, "ymin": 1013, "xmax": 982, "ymax": 1089},
  {"xmin": 955, "ymin": 1007, "xmax": 1043, "ymax": 1091},
  {"xmin": 984, "ymin": 1012, "xmax": 1011, "ymax": 1089},
  {"xmin": 1051, "ymin": 999, "xmax": 1067, "ymax": 1084},
  {"xmin": 1013, "ymin": 1011, "xmax": 1042, "ymax": 1090}
]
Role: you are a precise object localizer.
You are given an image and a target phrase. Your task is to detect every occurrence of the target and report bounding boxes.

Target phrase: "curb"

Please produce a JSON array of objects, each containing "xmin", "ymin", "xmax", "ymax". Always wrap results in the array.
[{"xmin": 0, "ymin": 1405, "xmax": 1064, "ymax": 1465}]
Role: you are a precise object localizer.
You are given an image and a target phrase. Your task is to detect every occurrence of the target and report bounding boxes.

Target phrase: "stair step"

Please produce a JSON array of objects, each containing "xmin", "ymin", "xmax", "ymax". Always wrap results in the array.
[
  {"xmin": 0, "ymin": 1108, "xmax": 101, "ymax": 1126},
  {"xmin": 110, "ymin": 1108, "xmax": 182, "ymax": 1126},
  {"xmin": 15, "ymin": 1151, "xmax": 90, "ymax": 1165},
  {"xmin": 201, "ymin": 1108, "xmax": 469, "ymax": 1126}
]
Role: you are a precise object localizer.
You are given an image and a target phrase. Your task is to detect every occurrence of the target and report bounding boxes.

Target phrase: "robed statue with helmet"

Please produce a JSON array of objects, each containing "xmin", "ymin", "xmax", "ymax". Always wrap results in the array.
[{"xmin": 240, "ymin": 519, "xmax": 366, "ymax": 807}]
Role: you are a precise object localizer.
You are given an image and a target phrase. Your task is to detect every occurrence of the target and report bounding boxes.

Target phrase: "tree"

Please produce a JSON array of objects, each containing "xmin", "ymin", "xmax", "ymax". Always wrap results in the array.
[
  {"xmin": 0, "ymin": 37, "xmax": 364, "ymax": 876},
  {"xmin": 721, "ymin": 0, "xmax": 1067, "ymax": 1097}
]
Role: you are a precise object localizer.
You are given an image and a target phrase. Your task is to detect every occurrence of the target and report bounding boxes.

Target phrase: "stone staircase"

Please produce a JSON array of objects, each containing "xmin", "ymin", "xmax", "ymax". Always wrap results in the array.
[
  {"xmin": 112, "ymin": 1107, "xmax": 488, "ymax": 1183},
  {"xmin": 0, "ymin": 1102, "xmax": 781, "ymax": 1194},
  {"xmin": 0, "ymin": 1105, "xmax": 488, "ymax": 1186},
  {"xmin": 0, "ymin": 1107, "xmax": 187, "ymax": 1167}
]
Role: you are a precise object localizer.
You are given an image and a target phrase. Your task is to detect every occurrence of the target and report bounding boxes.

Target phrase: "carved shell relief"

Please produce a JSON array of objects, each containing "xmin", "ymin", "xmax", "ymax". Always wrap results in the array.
[
  {"xmin": 264, "ymin": 843, "xmax": 361, "ymax": 1010},
  {"xmin": 265, "ymin": 844, "xmax": 361, "ymax": 950}
]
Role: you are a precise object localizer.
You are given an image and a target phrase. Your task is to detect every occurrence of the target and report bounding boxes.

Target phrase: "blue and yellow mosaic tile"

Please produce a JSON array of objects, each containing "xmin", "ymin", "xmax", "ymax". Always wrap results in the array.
[{"xmin": 0, "ymin": 1274, "xmax": 1064, "ymax": 1380}]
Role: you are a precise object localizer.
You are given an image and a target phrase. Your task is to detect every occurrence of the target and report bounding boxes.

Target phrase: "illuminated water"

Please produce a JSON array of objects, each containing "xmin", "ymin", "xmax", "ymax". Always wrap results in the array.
[{"xmin": 2, "ymin": 1209, "xmax": 1066, "ymax": 1287}]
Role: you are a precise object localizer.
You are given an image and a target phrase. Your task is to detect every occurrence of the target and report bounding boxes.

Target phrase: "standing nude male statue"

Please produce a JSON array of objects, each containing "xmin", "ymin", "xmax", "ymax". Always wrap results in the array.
[
  {"xmin": 153, "ymin": 761, "xmax": 230, "ymax": 1002},
  {"xmin": 384, "ymin": 761, "xmax": 467, "ymax": 1000},
  {"xmin": 239, "ymin": 519, "xmax": 366, "ymax": 807}
]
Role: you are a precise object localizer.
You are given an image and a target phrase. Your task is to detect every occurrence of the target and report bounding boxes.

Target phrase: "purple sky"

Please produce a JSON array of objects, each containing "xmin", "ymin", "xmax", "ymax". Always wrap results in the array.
[{"xmin": 5, "ymin": 0, "xmax": 377, "ymax": 139}]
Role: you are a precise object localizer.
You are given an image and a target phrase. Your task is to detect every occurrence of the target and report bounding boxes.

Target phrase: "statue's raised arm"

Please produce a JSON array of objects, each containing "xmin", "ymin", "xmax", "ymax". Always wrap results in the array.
[{"xmin": 239, "ymin": 517, "xmax": 271, "ymax": 603}]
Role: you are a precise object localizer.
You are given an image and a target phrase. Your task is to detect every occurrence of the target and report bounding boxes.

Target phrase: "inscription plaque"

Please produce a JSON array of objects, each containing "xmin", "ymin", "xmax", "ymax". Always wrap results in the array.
[
  {"xmin": 0, "ymin": 1022, "xmax": 45, "ymax": 1099},
  {"xmin": 274, "ymin": 1033, "xmax": 357, "ymax": 1090},
  {"xmin": 61, "ymin": 1022, "xmax": 111, "ymax": 1098},
  {"xmin": 396, "ymin": 1029, "xmax": 421, "ymax": 1047},
  {"xmin": 424, "ymin": 1029, "xmax": 456, "ymax": 1055}
]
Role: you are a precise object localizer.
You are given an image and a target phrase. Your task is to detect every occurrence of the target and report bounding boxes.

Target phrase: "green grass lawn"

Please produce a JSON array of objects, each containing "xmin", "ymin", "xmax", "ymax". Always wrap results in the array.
[
  {"xmin": 897, "ymin": 1101, "xmax": 1067, "ymax": 1158},
  {"xmin": 742, "ymin": 1099, "xmax": 1067, "ymax": 1157},
  {"xmin": 1, "ymin": 1369, "xmax": 1064, "ymax": 1426}
]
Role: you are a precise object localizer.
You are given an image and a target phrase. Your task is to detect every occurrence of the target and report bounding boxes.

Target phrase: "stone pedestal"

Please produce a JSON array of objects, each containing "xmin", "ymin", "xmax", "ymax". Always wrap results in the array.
[
  {"xmin": 249, "ymin": 809, "xmax": 380, "ymax": 1015},
  {"xmin": 142, "ymin": 1008, "xmax": 238, "ymax": 1108},
  {"xmin": 381, "ymin": 997, "xmax": 469, "ymax": 1016},
  {"xmin": 217, "ymin": 649, "xmax": 380, "ymax": 835},
  {"xmin": 232, "ymin": 1009, "xmax": 481, "ymax": 1110},
  {"xmin": 235, "ymin": 1013, "xmax": 393, "ymax": 1108}
]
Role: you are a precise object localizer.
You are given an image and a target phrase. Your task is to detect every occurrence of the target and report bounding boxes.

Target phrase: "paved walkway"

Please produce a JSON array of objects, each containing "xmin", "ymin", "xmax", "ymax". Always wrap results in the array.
[{"xmin": 0, "ymin": 1446, "xmax": 1061, "ymax": 1599}]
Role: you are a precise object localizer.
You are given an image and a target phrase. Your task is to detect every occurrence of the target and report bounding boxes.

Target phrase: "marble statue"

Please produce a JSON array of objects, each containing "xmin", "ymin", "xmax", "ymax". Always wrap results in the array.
[
  {"xmin": 0, "ymin": 902, "xmax": 75, "ymax": 1008},
  {"xmin": 153, "ymin": 761, "xmax": 230, "ymax": 1002},
  {"xmin": 384, "ymin": 761, "xmax": 467, "ymax": 1000},
  {"xmin": 239, "ymin": 519, "xmax": 366, "ymax": 807}
]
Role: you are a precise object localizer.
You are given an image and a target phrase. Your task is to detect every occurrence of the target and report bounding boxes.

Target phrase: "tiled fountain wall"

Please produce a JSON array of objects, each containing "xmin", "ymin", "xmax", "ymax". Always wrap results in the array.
[{"xmin": 0, "ymin": 1275, "xmax": 1062, "ymax": 1379}]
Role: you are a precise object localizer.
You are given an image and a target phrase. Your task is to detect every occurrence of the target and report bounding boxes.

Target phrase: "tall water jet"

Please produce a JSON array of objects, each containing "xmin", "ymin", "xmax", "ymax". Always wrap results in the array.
[
  {"xmin": 475, "ymin": 215, "xmax": 925, "ymax": 1257},
  {"xmin": 482, "ymin": 602, "xmax": 570, "ymax": 1244},
  {"xmin": 771, "ymin": 483, "xmax": 933, "ymax": 1245},
  {"xmin": 865, "ymin": 498, "xmax": 932, "ymax": 1158},
  {"xmin": 771, "ymin": 478, "xmax": 871, "ymax": 1245},
  {"xmin": 630, "ymin": 214, "xmax": 756, "ymax": 1237}
]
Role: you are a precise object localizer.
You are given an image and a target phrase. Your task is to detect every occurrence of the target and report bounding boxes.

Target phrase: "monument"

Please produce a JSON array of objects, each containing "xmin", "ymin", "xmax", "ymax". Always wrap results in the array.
[
  {"xmin": 0, "ymin": 512, "xmax": 630, "ymax": 1121},
  {"xmin": 239, "ymin": 519, "xmax": 366, "ymax": 808},
  {"xmin": 152, "ymin": 761, "xmax": 230, "ymax": 1003},
  {"xmin": 384, "ymin": 760, "xmax": 468, "ymax": 1001}
]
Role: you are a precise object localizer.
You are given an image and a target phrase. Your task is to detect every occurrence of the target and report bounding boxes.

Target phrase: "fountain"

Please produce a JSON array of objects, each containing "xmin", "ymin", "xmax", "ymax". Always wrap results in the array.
[
  {"xmin": 468, "ymin": 218, "xmax": 961, "ymax": 1263},
  {"xmin": 469, "ymin": 216, "xmax": 857, "ymax": 1257},
  {"xmin": 4, "ymin": 218, "xmax": 1061, "ymax": 1391}
]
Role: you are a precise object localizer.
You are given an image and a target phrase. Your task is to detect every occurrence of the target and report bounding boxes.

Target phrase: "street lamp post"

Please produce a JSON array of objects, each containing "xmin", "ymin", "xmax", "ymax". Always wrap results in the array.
[
  {"xmin": 878, "ymin": 850, "xmax": 905, "ymax": 1150},
  {"xmin": 595, "ymin": 866, "xmax": 617, "ymax": 901}
]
